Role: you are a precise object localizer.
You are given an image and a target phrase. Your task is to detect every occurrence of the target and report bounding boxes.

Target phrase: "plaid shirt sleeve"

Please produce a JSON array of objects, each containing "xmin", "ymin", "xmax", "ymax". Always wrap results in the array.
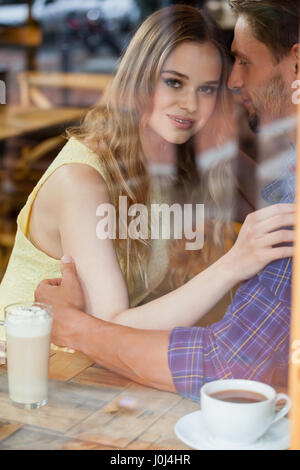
[
  {"xmin": 168, "ymin": 258, "xmax": 291, "ymax": 402},
  {"xmin": 168, "ymin": 150, "xmax": 295, "ymax": 402}
]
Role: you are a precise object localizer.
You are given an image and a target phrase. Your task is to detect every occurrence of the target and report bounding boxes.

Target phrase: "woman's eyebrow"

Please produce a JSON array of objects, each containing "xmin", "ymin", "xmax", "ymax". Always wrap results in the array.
[
  {"xmin": 161, "ymin": 70, "xmax": 188, "ymax": 79},
  {"xmin": 161, "ymin": 71, "xmax": 220, "ymax": 85},
  {"xmin": 202, "ymin": 80, "xmax": 220, "ymax": 85}
]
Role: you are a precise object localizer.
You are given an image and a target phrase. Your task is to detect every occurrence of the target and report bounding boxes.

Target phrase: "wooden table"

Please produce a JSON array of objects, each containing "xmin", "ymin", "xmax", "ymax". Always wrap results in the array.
[
  {"xmin": 0, "ymin": 351, "xmax": 198, "ymax": 450},
  {"xmin": 0, "ymin": 106, "xmax": 86, "ymax": 141}
]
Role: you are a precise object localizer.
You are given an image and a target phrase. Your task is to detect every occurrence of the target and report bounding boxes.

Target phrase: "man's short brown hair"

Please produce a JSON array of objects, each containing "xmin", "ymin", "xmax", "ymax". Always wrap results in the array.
[{"xmin": 229, "ymin": 0, "xmax": 300, "ymax": 62}]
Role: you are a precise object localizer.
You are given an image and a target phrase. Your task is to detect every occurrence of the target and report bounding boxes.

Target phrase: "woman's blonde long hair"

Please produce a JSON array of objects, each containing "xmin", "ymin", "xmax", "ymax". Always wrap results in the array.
[{"xmin": 68, "ymin": 5, "xmax": 234, "ymax": 294}]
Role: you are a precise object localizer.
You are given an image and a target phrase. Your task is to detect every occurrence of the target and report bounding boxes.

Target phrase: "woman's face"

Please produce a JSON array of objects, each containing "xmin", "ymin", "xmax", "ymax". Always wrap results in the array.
[{"xmin": 146, "ymin": 41, "xmax": 222, "ymax": 145}]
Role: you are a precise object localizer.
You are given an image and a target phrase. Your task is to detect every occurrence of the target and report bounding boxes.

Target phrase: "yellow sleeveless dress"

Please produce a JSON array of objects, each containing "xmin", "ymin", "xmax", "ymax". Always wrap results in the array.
[{"xmin": 0, "ymin": 137, "xmax": 169, "ymax": 350}]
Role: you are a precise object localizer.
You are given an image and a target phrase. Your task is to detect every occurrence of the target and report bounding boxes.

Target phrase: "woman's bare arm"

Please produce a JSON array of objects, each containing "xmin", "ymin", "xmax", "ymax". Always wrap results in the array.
[{"xmin": 56, "ymin": 164, "xmax": 130, "ymax": 319}]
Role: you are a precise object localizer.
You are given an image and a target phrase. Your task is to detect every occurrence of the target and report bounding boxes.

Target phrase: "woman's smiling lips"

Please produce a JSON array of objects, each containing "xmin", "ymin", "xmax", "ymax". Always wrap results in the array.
[{"xmin": 166, "ymin": 114, "xmax": 195, "ymax": 130}]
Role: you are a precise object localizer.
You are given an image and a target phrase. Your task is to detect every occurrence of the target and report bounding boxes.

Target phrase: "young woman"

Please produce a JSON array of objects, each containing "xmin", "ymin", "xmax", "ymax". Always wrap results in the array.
[{"xmin": 0, "ymin": 5, "xmax": 294, "ymax": 331}]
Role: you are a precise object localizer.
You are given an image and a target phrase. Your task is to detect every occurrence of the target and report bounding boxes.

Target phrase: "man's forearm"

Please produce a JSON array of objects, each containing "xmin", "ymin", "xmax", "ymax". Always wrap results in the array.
[{"xmin": 60, "ymin": 308, "xmax": 176, "ymax": 393}]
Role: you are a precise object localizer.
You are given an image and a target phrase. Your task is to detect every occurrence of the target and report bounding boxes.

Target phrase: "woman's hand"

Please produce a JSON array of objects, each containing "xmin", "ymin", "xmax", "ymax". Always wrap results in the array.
[{"xmin": 225, "ymin": 203, "xmax": 295, "ymax": 282}]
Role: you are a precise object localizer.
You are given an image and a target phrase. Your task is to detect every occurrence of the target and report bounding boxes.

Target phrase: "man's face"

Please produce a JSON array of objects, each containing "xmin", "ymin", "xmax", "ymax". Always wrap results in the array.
[{"xmin": 228, "ymin": 15, "xmax": 292, "ymax": 131}]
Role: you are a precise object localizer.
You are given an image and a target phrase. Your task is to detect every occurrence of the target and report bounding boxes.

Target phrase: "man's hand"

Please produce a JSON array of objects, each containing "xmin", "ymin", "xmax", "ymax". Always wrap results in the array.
[
  {"xmin": 35, "ymin": 257, "xmax": 174, "ymax": 393},
  {"xmin": 34, "ymin": 256, "xmax": 86, "ymax": 312}
]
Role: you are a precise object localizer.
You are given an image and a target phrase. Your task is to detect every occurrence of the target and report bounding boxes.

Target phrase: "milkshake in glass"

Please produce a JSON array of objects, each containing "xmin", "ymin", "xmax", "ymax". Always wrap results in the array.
[{"xmin": 3, "ymin": 302, "xmax": 53, "ymax": 409}]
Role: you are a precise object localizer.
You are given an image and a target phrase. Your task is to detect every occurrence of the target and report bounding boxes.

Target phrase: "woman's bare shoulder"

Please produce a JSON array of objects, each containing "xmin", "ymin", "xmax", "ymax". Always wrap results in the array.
[
  {"xmin": 29, "ymin": 163, "xmax": 111, "ymax": 260},
  {"xmin": 50, "ymin": 162, "xmax": 106, "ymax": 186},
  {"xmin": 44, "ymin": 163, "xmax": 110, "ymax": 204}
]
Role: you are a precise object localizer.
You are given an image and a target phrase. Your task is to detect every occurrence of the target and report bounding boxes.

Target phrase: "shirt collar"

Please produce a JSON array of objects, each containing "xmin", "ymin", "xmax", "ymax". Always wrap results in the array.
[{"xmin": 261, "ymin": 145, "xmax": 296, "ymax": 204}]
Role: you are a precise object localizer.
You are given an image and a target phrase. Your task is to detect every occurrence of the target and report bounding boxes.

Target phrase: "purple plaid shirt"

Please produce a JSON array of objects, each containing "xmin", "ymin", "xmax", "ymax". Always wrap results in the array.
[{"xmin": 168, "ymin": 150, "xmax": 295, "ymax": 401}]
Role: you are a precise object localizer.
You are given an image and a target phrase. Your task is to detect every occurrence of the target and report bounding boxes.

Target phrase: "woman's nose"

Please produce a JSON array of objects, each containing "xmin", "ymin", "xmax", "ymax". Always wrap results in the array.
[{"xmin": 180, "ymin": 89, "xmax": 198, "ymax": 114}]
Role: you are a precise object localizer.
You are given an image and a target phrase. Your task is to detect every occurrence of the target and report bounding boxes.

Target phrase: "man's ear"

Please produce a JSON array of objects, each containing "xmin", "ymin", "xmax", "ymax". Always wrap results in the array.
[{"xmin": 291, "ymin": 44, "xmax": 299, "ymax": 76}]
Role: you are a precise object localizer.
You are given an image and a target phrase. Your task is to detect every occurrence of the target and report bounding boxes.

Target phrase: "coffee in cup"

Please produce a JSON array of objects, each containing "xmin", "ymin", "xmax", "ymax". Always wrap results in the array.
[{"xmin": 201, "ymin": 379, "xmax": 290, "ymax": 446}]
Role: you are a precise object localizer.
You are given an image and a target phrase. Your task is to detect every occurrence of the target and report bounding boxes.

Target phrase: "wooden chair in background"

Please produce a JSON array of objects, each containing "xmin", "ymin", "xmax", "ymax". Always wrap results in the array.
[
  {"xmin": 14, "ymin": 71, "xmax": 113, "ymax": 180},
  {"xmin": 8, "ymin": 70, "xmax": 111, "ymax": 175},
  {"xmin": 17, "ymin": 71, "xmax": 113, "ymax": 108},
  {"xmin": 0, "ymin": 23, "xmax": 42, "ymax": 71}
]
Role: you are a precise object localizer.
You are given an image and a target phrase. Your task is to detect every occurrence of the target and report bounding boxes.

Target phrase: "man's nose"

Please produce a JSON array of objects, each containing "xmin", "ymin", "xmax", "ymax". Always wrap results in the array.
[
  {"xmin": 228, "ymin": 63, "xmax": 244, "ymax": 92},
  {"xmin": 180, "ymin": 89, "xmax": 198, "ymax": 114}
]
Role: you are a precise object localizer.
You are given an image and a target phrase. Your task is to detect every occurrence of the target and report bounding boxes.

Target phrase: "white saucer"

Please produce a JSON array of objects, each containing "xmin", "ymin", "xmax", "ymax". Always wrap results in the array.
[{"xmin": 174, "ymin": 410, "xmax": 290, "ymax": 450}]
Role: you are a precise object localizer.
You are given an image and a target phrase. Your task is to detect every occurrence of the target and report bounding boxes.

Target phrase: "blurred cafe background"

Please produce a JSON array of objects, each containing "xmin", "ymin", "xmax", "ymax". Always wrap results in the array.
[{"xmin": 0, "ymin": 0, "xmax": 238, "ymax": 324}]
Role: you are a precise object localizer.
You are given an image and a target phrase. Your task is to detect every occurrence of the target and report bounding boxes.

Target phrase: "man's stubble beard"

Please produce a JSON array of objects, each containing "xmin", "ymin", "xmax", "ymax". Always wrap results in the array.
[{"xmin": 246, "ymin": 74, "xmax": 290, "ymax": 133}]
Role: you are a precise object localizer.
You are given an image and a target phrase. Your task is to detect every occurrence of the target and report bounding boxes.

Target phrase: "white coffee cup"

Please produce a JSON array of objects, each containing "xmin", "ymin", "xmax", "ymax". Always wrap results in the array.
[{"xmin": 201, "ymin": 379, "xmax": 290, "ymax": 446}]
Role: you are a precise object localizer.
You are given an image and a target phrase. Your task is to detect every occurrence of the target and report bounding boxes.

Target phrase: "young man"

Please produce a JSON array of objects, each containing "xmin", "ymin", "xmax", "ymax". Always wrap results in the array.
[{"xmin": 35, "ymin": 0, "xmax": 298, "ymax": 401}]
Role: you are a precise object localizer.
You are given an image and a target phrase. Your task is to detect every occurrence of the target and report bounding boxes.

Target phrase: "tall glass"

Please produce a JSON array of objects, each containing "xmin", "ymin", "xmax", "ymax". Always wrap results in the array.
[{"xmin": 2, "ymin": 302, "xmax": 53, "ymax": 409}]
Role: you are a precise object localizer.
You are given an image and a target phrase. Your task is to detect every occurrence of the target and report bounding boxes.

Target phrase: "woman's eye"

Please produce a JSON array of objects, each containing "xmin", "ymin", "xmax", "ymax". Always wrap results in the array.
[
  {"xmin": 239, "ymin": 60, "xmax": 249, "ymax": 66},
  {"xmin": 164, "ymin": 78, "xmax": 181, "ymax": 89},
  {"xmin": 198, "ymin": 86, "xmax": 218, "ymax": 95}
]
